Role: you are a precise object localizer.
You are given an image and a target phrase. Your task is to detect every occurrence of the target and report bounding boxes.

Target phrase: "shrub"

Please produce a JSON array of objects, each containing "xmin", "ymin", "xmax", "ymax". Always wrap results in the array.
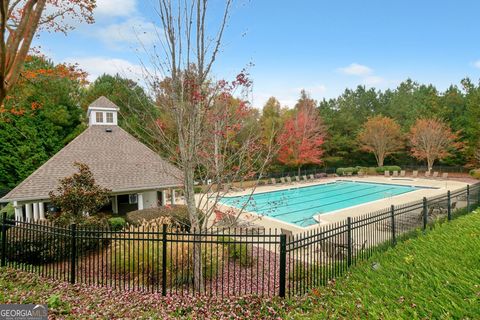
[
  {"xmin": 5, "ymin": 217, "xmax": 109, "ymax": 265},
  {"xmin": 470, "ymin": 169, "xmax": 480, "ymax": 179},
  {"xmin": 376, "ymin": 166, "xmax": 401, "ymax": 174},
  {"xmin": 336, "ymin": 167, "xmax": 358, "ymax": 175},
  {"xmin": 113, "ymin": 220, "xmax": 224, "ymax": 287},
  {"xmin": 108, "ymin": 217, "xmax": 126, "ymax": 231},
  {"xmin": 356, "ymin": 166, "xmax": 378, "ymax": 175},
  {"xmin": 218, "ymin": 236, "xmax": 254, "ymax": 267},
  {"xmin": 48, "ymin": 162, "xmax": 111, "ymax": 219},
  {"xmin": 194, "ymin": 186, "xmax": 203, "ymax": 194},
  {"xmin": 126, "ymin": 205, "xmax": 198, "ymax": 229},
  {"xmin": 0, "ymin": 203, "xmax": 15, "ymax": 220}
]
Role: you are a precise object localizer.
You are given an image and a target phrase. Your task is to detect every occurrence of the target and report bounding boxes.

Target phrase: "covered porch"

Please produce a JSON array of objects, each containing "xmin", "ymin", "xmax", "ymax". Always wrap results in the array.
[{"xmin": 11, "ymin": 188, "xmax": 180, "ymax": 222}]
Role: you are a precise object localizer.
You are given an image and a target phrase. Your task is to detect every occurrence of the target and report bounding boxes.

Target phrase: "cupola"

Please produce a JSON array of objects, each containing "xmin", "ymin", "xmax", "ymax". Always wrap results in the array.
[{"xmin": 87, "ymin": 96, "xmax": 119, "ymax": 126}]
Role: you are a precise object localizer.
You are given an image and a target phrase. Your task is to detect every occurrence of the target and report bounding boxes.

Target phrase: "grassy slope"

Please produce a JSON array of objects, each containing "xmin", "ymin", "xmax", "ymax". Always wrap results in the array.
[{"xmin": 293, "ymin": 211, "xmax": 480, "ymax": 319}]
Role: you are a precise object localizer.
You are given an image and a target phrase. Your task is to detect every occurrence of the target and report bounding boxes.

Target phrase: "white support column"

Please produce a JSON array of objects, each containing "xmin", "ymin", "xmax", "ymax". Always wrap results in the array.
[
  {"xmin": 161, "ymin": 190, "xmax": 167, "ymax": 206},
  {"xmin": 171, "ymin": 189, "xmax": 176, "ymax": 205},
  {"xmin": 112, "ymin": 196, "xmax": 118, "ymax": 214},
  {"xmin": 13, "ymin": 201, "xmax": 23, "ymax": 221},
  {"xmin": 25, "ymin": 203, "xmax": 33, "ymax": 222},
  {"xmin": 33, "ymin": 202, "xmax": 39, "ymax": 221},
  {"xmin": 39, "ymin": 202, "xmax": 46, "ymax": 220},
  {"xmin": 137, "ymin": 193, "xmax": 144, "ymax": 210}
]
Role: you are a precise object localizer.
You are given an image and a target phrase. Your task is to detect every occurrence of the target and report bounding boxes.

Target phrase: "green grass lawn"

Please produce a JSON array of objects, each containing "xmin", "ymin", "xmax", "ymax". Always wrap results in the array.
[{"xmin": 291, "ymin": 211, "xmax": 480, "ymax": 319}]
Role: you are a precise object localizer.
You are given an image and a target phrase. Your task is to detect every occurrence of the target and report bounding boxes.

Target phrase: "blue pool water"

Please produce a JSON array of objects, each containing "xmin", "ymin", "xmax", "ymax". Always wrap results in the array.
[{"xmin": 220, "ymin": 181, "xmax": 420, "ymax": 227}]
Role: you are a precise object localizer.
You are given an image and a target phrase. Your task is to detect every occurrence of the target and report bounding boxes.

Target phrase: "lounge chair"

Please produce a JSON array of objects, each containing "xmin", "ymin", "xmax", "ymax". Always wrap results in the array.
[
  {"xmin": 432, "ymin": 171, "xmax": 439, "ymax": 178},
  {"xmin": 302, "ymin": 175, "xmax": 308, "ymax": 182},
  {"xmin": 309, "ymin": 174, "xmax": 315, "ymax": 180},
  {"xmin": 400, "ymin": 170, "xmax": 406, "ymax": 177},
  {"xmin": 392, "ymin": 170, "xmax": 399, "ymax": 177},
  {"xmin": 384, "ymin": 171, "xmax": 390, "ymax": 177},
  {"xmin": 286, "ymin": 176, "xmax": 293, "ymax": 184},
  {"xmin": 270, "ymin": 178, "xmax": 277, "ymax": 185},
  {"xmin": 425, "ymin": 171, "xmax": 431, "ymax": 178},
  {"xmin": 412, "ymin": 170, "xmax": 418, "ymax": 178},
  {"xmin": 280, "ymin": 177, "xmax": 286, "ymax": 184},
  {"xmin": 357, "ymin": 171, "xmax": 364, "ymax": 178},
  {"xmin": 442, "ymin": 172, "xmax": 449, "ymax": 179}
]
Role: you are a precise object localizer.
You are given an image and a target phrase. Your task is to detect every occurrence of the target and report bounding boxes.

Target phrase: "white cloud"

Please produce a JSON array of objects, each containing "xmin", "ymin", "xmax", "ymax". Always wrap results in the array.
[
  {"xmin": 338, "ymin": 63, "xmax": 373, "ymax": 76},
  {"xmin": 95, "ymin": 0, "xmax": 137, "ymax": 17},
  {"xmin": 97, "ymin": 17, "xmax": 159, "ymax": 47},
  {"xmin": 64, "ymin": 57, "xmax": 145, "ymax": 82},
  {"xmin": 473, "ymin": 60, "xmax": 480, "ymax": 69}
]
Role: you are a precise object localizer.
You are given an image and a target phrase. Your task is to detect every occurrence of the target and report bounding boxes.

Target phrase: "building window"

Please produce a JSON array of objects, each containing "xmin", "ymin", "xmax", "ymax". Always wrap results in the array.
[
  {"xmin": 106, "ymin": 112, "xmax": 113, "ymax": 123},
  {"xmin": 129, "ymin": 194, "xmax": 138, "ymax": 204},
  {"xmin": 95, "ymin": 112, "xmax": 103, "ymax": 123}
]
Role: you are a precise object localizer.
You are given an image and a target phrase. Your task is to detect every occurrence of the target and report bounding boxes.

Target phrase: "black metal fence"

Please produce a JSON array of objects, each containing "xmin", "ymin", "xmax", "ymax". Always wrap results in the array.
[{"xmin": 1, "ymin": 184, "xmax": 479, "ymax": 297}]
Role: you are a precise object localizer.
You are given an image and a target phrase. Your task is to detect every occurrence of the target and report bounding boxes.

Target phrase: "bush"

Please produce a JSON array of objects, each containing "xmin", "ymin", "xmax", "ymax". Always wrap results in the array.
[
  {"xmin": 127, "ymin": 206, "xmax": 206, "ymax": 230},
  {"xmin": 376, "ymin": 166, "xmax": 401, "ymax": 174},
  {"xmin": 108, "ymin": 217, "xmax": 126, "ymax": 231},
  {"xmin": 356, "ymin": 166, "xmax": 378, "ymax": 175},
  {"xmin": 336, "ymin": 167, "xmax": 358, "ymax": 175},
  {"xmin": 5, "ymin": 217, "xmax": 109, "ymax": 265},
  {"xmin": 0, "ymin": 203, "xmax": 15, "ymax": 220},
  {"xmin": 470, "ymin": 169, "xmax": 480, "ymax": 179},
  {"xmin": 218, "ymin": 236, "xmax": 254, "ymax": 267},
  {"xmin": 194, "ymin": 186, "xmax": 203, "ymax": 194},
  {"xmin": 114, "ymin": 220, "xmax": 224, "ymax": 287},
  {"xmin": 126, "ymin": 205, "xmax": 197, "ymax": 229}
]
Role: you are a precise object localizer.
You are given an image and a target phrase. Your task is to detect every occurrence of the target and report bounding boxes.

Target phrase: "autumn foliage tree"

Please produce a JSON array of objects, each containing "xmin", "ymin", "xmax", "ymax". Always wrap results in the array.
[
  {"xmin": 277, "ymin": 106, "xmax": 326, "ymax": 176},
  {"xmin": 357, "ymin": 115, "xmax": 403, "ymax": 166},
  {"xmin": 49, "ymin": 162, "xmax": 111, "ymax": 223},
  {"xmin": 409, "ymin": 118, "xmax": 460, "ymax": 171},
  {"xmin": 133, "ymin": 0, "xmax": 279, "ymax": 293},
  {"xmin": 0, "ymin": 0, "xmax": 95, "ymax": 106},
  {"xmin": 0, "ymin": 55, "xmax": 86, "ymax": 191}
]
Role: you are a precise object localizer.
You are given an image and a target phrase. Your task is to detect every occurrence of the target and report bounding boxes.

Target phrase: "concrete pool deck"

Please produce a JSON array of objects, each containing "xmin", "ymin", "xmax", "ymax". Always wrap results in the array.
[{"xmin": 214, "ymin": 176, "xmax": 474, "ymax": 234}]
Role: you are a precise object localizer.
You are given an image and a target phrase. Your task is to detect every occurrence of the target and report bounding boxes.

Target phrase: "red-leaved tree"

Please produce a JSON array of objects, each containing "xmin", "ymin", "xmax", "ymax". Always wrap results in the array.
[
  {"xmin": 409, "ymin": 118, "xmax": 460, "ymax": 171},
  {"xmin": 277, "ymin": 108, "xmax": 326, "ymax": 176}
]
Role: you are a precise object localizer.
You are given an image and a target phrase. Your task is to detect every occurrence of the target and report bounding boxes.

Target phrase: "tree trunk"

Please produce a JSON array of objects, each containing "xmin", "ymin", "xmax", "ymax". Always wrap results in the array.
[
  {"xmin": 427, "ymin": 158, "xmax": 434, "ymax": 173},
  {"xmin": 184, "ymin": 164, "xmax": 204, "ymax": 292},
  {"xmin": 378, "ymin": 155, "xmax": 384, "ymax": 167},
  {"xmin": 298, "ymin": 166, "xmax": 301, "ymax": 177}
]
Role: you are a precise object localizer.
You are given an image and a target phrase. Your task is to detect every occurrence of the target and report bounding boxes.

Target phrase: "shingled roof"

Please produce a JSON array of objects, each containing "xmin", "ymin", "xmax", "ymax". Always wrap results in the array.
[
  {"xmin": 88, "ymin": 96, "xmax": 119, "ymax": 109},
  {"xmin": 1, "ymin": 125, "xmax": 183, "ymax": 202}
]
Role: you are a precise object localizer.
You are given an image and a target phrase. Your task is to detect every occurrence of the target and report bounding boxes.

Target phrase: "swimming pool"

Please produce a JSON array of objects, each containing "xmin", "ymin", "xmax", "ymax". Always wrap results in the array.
[{"xmin": 220, "ymin": 181, "xmax": 421, "ymax": 227}]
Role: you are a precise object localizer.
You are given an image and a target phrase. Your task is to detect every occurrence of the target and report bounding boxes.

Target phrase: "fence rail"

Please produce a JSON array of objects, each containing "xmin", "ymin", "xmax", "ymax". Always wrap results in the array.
[{"xmin": 1, "ymin": 183, "xmax": 479, "ymax": 297}]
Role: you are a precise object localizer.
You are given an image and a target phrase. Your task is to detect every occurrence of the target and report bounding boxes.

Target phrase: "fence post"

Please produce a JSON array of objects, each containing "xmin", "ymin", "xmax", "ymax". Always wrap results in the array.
[
  {"xmin": 1, "ymin": 212, "xmax": 6, "ymax": 267},
  {"xmin": 390, "ymin": 205, "xmax": 396, "ymax": 245},
  {"xmin": 447, "ymin": 191, "xmax": 452, "ymax": 221},
  {"xmin": 162, "ymin": 224, "xmax": 167, "ymax": 296},
  {"xmin": 347, "ymin": 217, "xmax": 352, "ymax": 267},
  {"xmin": 279, "ymin": 234, "xmax": 287, "ymax": 298},
  {"xmin": 70, "ymin": 223, "xmax": 76, "ymax": 284},
  {"xmin": 422, "ymin": 197, "xmax": 428, "ymax": 231},
  {"xmin": 467, "ymin": 185, "xmax": 470, "ymax": 212}
]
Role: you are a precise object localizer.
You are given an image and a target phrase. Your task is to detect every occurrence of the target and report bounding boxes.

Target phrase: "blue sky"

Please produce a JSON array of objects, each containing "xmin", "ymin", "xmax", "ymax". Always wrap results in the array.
[{"xmin": 35, "ymin": 0, "xmax": 480, "ymax": 108}]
